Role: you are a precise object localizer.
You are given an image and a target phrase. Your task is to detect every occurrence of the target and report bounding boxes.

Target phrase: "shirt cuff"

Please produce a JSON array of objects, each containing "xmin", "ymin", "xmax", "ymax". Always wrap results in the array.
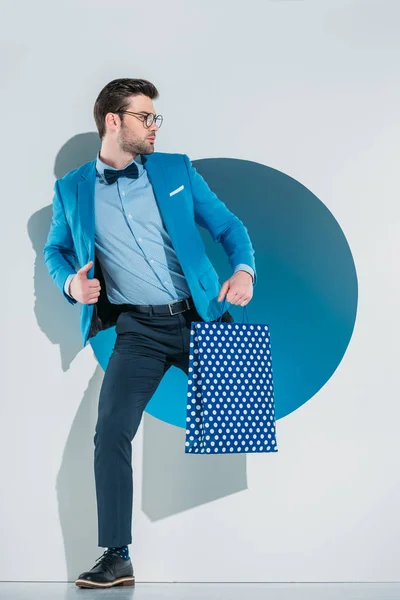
[
  {"xmin": 64, "ymin": 273, "xmax": 76, "ymax": 298},
  {"xmin": 234, "ymin": 264, "xmax": 254, "ymax": 283}
]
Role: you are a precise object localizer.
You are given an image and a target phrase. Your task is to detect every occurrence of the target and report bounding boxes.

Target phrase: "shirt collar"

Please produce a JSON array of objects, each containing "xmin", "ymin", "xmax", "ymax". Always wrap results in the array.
[{"xmin": 95, "ymin": 152, "xmax": 143, "ymax": 183}]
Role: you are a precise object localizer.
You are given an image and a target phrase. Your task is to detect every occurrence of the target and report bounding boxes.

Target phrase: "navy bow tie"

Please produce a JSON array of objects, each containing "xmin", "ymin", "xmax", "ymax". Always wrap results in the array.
[{"xmin": 103, "ymin": 161, "xmax": 139, "ymax": 185}]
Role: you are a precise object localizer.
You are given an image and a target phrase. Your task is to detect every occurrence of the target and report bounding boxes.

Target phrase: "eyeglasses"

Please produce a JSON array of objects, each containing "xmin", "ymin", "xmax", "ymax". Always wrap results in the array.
[{"xmin": 116, "ymin": 110, "xmax": 163, "ymax": 129}]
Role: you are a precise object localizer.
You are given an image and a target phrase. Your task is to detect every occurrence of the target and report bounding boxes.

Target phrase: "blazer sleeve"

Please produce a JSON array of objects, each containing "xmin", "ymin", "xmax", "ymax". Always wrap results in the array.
[
  {"xmin": 183, "ymin": 154, "xmax": 257, "ymax": 286},
  {"xmin": 43, "ymin": 180, "xmax": 78, "ymax": 305}
]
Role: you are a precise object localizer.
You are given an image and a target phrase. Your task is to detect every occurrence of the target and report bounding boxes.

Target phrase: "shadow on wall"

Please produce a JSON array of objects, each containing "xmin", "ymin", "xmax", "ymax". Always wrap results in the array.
[
  {"xmin": 142, "ymin": 411, "xmax": 247, "ymax": 520},
  {"xmin": 27, "ymin": 132, "xmax": 101, "ymax": 372},
  {"xmin": 56, "ymin": 364, "xmax": 104, "ymax": 581},
  {"xmin": 28, "ymin": 133, "xmax": 248, "ymax": 580}
]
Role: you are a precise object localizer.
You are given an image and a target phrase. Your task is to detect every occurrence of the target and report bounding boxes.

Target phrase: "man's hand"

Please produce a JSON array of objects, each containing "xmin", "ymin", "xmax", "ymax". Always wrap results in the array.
[
  {"xmin": 217, "ymin": 270, "xmax": 253, "ymax": 306},
  {"xmin": 69, "ymin": 261, "xmax": 101, "ymax": 304}
]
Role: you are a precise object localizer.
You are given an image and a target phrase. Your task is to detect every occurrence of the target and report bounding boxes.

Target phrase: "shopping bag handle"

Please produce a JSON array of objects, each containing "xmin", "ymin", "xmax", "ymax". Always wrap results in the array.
[{"xmin": 216, "ymin": 297, "xmax": 249, "ymax": 323}]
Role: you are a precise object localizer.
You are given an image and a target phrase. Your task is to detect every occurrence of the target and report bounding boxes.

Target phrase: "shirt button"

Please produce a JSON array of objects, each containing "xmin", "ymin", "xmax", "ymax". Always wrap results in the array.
[
  {"xmin": 164, "ymin": 281, "xmax": 168, "ymax": 285},
  {"xmin": 128, "ymin": 215, "xmax": 132, "ymax": 219},
  {"xmin": 150, "ymin": 260, "xmax": 154, "ymax": 264},
  {"xmin": 122, "ymin": 192, "xmax": 125, "ymax": 196},
  {"xmin": 138, "ymin": 237, "xmax": 142, "ymax": 242}
]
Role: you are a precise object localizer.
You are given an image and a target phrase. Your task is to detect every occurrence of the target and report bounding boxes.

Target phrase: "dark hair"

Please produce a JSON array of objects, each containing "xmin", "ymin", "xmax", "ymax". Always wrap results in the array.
[{"xmin": 93, "ymin": 78, "xmax": 159, "ymax": 138}]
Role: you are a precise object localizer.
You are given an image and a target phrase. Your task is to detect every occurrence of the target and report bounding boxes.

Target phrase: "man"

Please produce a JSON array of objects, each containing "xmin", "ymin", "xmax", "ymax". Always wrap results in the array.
[{"xmin": 44, "ymin": 78, "xmax": 257, "ymax": 589}]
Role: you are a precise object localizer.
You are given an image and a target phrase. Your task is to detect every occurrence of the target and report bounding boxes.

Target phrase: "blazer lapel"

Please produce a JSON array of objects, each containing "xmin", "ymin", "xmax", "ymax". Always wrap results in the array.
[
  {"xmin": 143, "ymin": 155, "xmax": 181, "ymax": 250},
  {"xmin": 77, "ymin": 161, "xmax": 96, "ymax": 259}
]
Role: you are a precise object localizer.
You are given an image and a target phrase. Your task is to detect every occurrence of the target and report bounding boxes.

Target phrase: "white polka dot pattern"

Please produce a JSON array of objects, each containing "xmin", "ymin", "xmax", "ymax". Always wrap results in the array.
[{"xmin": 185, "ymin": 321, "xmax": 278, "ymax": 454}]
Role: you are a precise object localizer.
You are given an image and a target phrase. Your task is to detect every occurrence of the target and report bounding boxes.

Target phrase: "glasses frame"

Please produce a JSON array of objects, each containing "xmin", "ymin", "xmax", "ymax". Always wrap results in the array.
[{"xmin": 116, "ymin": 109, "xmax": 163, "ymax": 129}]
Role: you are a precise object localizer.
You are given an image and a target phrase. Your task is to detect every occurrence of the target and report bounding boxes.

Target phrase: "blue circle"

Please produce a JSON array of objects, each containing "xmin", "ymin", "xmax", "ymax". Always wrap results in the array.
[{"xmin": 90, "ymin": 158, "xmax": 358, "ymax": 426}]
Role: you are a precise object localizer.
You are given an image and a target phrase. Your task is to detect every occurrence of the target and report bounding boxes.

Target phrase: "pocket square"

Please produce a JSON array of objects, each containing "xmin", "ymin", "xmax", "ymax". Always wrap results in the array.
[{"xmin": 169, "ymin": 185, "xmax": 184, "ymax": 197}]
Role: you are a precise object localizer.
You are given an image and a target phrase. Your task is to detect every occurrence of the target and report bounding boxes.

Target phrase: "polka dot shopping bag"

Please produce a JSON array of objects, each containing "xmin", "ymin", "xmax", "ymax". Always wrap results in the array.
[{"xmin": 185, "ymin": 298, "xmax": 278, "ymax": 454}]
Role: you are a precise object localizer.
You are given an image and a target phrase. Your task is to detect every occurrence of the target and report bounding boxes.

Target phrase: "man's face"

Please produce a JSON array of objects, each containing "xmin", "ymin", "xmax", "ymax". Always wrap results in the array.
[{"xmin": 115, "ymin": 94, "xmax": 160, "ymax": 156}]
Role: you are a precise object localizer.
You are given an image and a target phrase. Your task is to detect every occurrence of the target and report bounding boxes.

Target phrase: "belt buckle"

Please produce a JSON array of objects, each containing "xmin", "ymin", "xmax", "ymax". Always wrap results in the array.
[{"xmin": 169, "ymin": 297, "xmax": 190, "ymax": 315}]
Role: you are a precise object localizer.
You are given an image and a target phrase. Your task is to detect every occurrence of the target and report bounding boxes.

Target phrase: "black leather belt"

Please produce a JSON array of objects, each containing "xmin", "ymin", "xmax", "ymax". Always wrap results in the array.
[{"xmin": 119, "ymin": 296, "xmax": 195, "ymax": 316}]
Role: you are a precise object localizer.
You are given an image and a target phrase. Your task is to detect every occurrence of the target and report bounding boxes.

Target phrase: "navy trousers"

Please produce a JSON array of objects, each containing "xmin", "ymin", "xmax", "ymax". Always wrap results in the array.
[{"xmin": 93, "ymin": 302, "xmax": 233, "ymax": 547}]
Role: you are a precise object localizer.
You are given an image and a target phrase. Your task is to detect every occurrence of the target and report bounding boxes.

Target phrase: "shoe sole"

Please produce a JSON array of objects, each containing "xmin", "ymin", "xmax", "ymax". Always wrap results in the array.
[{"xmin": 75, "ymin": 576, "xmax": 135, "ymax": 588}]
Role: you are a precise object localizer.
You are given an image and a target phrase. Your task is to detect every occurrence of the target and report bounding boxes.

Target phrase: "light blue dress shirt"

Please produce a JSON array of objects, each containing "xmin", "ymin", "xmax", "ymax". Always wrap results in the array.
[{"xmin": 65, "ymin": 153, "xmax": 254, "ymax": 304}]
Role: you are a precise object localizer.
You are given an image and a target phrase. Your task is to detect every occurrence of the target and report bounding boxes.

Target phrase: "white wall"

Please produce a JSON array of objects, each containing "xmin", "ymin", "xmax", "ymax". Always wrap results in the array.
[{"xmin": 1, "ymin": 0, "xmax": 400, "ymax": 582}]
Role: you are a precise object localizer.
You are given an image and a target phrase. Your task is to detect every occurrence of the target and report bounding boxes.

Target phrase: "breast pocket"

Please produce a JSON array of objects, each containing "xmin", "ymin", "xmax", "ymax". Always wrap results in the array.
[{"xmin": 169, "ymin": 185, "xmax": 185, "ymax": 197}]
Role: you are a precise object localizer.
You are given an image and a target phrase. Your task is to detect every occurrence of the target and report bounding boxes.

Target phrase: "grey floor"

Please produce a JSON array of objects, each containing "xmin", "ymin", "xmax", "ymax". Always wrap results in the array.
[{"xmin": 0, "ymin": 583, "xmax": 400, "ymax": 600}]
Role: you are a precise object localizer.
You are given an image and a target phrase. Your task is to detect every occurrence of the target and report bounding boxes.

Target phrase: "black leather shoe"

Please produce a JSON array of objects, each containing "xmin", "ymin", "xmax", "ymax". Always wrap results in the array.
[{"xmin": 75, "ymin": 549, "xmax": 135, "ymax": 589}]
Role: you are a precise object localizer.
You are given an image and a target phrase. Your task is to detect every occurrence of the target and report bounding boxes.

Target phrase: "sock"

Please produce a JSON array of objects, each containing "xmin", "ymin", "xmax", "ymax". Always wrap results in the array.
[{"xmin": 108, "ymin": 545, "xmax": 130, "ymax": 560}]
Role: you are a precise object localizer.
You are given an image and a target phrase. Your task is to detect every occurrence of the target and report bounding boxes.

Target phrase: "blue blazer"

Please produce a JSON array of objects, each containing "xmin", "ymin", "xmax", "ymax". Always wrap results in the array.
[{"xmin": 44, "ymin": 152, "xmax": 257, "ymax": 347}]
